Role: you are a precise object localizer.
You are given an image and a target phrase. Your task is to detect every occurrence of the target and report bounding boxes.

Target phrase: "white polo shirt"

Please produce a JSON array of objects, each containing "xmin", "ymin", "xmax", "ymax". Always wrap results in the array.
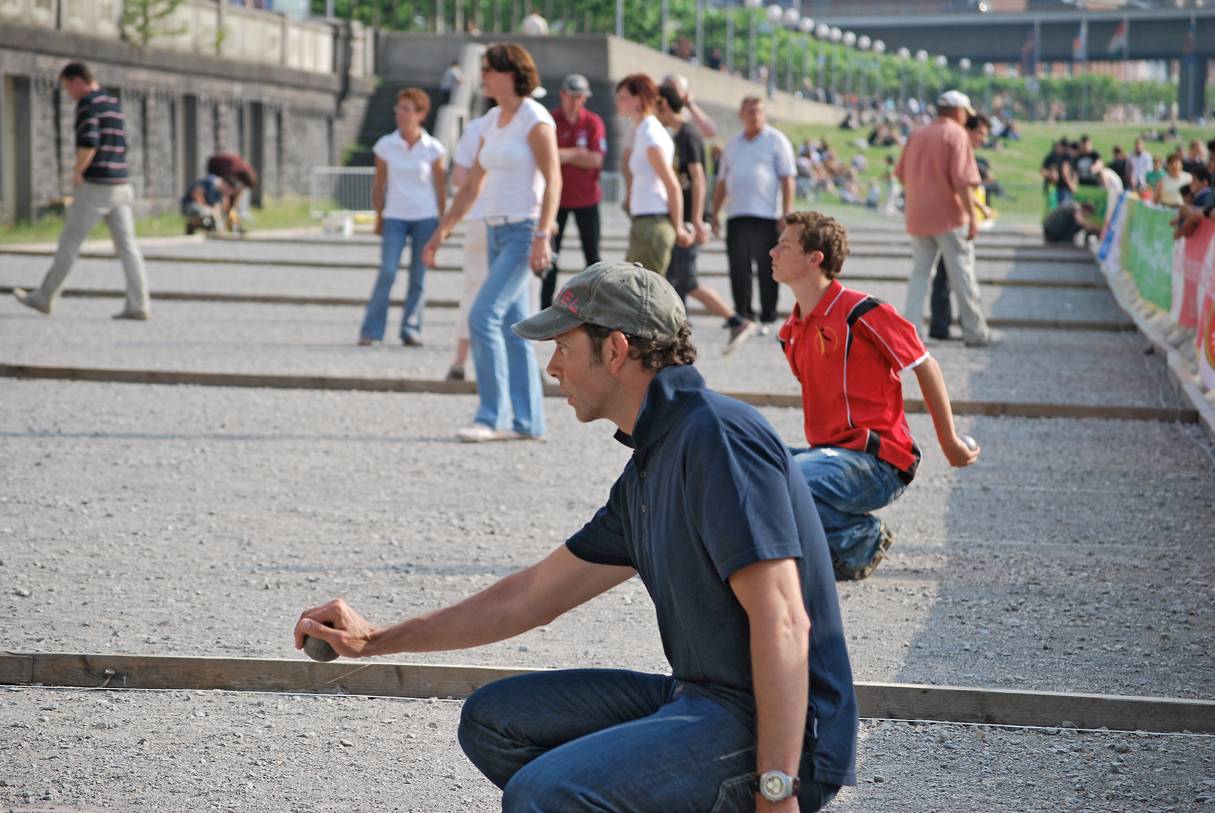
[
  {"xmin": 719, "ymin": 125, "xmax": 796, "ymax": 220},
  {"xmin": 373, "ymin": 129, "xmax": 447, "ymax": 221},
  {"xmin": 628, "ymin": 115, "xmax": 675, "ymax": 217}
]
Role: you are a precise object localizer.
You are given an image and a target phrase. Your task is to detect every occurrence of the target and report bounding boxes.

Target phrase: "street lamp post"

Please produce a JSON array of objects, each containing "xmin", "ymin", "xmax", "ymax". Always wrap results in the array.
[
  {"xmin": 897, "ymin": 46, "xmax": 910, "ymax": 108},
  {"xmin": 696, "ymin": 0, "xmax": 705, "ymax": 66},
  {"xmin": 726, "ymin": 3, "xmax": 735, "ymax": 74},
  {"xmin": 746, "ymin": 0, "xmax": 762, "ymax": 81},
  {"xmin": 915, "ymin": 48, "xmax": 928, "ymax": 107},
  {"xmin": 983, "ymin": 61, "xmax": 996, "ymax": 113},
  {"xmin": 661, "ymin": 0, "xmax": 669, "ymax": 56},
  {"xmin": 767, "ymin": 4, "xmax": 783, "ymax": 97}
]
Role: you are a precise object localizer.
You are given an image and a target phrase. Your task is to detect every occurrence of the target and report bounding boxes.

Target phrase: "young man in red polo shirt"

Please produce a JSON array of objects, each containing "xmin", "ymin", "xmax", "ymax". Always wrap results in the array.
[
  {"xmin": 773, "ymin": 211, "xmax": 980, "ymax": 580},
  {"xmin": 541, "ymin": 73, "xmax": 607, "ymax": 310}
]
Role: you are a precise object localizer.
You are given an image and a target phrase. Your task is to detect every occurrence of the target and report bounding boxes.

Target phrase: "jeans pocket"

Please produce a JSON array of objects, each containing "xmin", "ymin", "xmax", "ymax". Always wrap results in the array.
[{"xmin": 709, "ymin": 773, "xmax": 754, "ymax": 813}]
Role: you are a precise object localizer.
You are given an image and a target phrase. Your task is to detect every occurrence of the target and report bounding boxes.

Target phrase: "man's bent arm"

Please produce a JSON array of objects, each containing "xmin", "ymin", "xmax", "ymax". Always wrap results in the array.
[
  {"xmin": 730, "ymin": 558, "xmax": 810, "ymax": 809},
  {"xmin": 913, "ymin": 355, "xmax": 979, "ymax": 468},
  {"xmin": 296, "ymin": 546, "xmax": 634, "ymax": 658}
]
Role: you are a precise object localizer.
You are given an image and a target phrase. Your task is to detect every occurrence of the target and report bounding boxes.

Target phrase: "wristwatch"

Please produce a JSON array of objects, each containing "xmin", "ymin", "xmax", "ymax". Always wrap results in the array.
[
  {"xmin": 755, "ymin": 770, "xmax": 800, "ymax": 803},
  {"xmin": 533, "ymin": 229, "xmax": 550, "ymax": 241}
]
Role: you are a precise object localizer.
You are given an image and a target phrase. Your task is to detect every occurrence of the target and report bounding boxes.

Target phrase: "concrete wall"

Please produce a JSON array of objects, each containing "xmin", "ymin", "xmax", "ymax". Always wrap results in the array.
[
  {"xmin": 0, "ymin": 0, "xmax": 374, "ymax": 76},
  {"xmin": 376, "ymin": 33, "xmax": 844, "ymax": 171},
  {"xmin": 0, "ymin": 19, "xmax": 374, "ymax": 222}
]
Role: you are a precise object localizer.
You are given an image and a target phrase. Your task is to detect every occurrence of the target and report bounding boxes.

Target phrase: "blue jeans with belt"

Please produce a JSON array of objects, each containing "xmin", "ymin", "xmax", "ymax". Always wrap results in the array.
[
  {"xmin": 790, "ymin": 446, "xmax": 907, "ymax": 575},
  {"xmin": 459, "ymin": 669, "xmax": 840, "ymax": 812},
  {"xmin": 469, "ymin": 219, "xmax": 545, "ymax": 437},
  {"xmin": 360, "ymin": 217, "xmax": 437, "ymax": 342}
]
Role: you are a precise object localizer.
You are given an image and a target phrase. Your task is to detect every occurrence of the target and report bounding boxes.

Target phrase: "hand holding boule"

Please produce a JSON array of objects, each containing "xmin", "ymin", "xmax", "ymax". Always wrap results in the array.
[
  {"xmin": 961, "ymin": 434, "xmax": 978, "ymax": 452},
  {"xmin": 303, "ymin": 623, "xmax": 339, "ymax": 662}
]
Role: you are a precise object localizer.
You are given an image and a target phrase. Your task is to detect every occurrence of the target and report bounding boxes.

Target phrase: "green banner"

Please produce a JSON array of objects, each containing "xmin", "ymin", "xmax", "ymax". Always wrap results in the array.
[{"xmin": 1120, "ymin": 200, "xmax": 1174, "ymax": 311}]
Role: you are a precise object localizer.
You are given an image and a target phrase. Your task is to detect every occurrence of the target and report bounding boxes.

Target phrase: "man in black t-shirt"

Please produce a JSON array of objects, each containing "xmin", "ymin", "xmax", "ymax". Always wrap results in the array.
[
  {"xmin": 1108, "ymin": 146, "xmax": 1132, "ymax": 190},
  {"xmin": 1043, "ymin": 201, "xmax": 1101, "ymax": 244},
  {"xmin": 1041, "ymin": 139, "xmax": 1075, "ymax": 205},
  {"xmin": 656, "ymin": 84, "xmax": 757, "ymax": 355},
  {"xmin": 1074, "ymin": 136, "xmax": 1102, "ymax": 187}
]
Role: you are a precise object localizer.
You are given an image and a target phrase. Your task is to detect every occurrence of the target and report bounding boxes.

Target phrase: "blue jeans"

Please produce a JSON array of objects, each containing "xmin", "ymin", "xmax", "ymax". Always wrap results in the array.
[
  {"xmin": 359, "ymin": 217, "xmax": 438, "ymax": 341},
  {"xmin": 470, "ymin": 220, "xmax": 545, "ymax": 436},
  {"xmin": 459, "ymin": 669, "xmax": 839, "ymax": 812},
  {"xmin": 791, "ymin": 446, "xmax": 907, "ymax": 575}
]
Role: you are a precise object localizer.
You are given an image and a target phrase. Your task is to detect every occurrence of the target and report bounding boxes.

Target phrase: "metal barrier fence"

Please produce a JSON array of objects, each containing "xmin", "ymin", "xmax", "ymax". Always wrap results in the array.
[{"xmin": 309, "ymin": 167, "xmax": 376, "ymax": 218}]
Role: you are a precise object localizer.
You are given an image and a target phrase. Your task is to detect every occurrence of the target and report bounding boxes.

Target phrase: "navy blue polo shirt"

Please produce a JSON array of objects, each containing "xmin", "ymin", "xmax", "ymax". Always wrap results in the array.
[{"xmin": 567, "ymin": 364, "xmax": 858, "ymax": 787}]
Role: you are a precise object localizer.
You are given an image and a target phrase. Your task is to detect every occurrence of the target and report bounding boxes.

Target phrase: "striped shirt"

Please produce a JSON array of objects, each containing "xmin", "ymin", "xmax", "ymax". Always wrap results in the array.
[{"xmin": 76, "ymin": 89, "xmax": 129, "ymax": 184}]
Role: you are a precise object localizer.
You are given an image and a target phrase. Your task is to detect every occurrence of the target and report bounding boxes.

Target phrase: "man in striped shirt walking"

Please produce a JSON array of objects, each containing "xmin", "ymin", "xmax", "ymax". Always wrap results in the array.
[{"xmin": 14, "ymin": 62, "xmax": 149, "ymax": 320}]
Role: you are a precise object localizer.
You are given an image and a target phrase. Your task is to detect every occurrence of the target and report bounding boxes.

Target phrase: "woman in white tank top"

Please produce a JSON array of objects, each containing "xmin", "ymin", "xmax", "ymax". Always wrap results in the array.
[{"xmin": 422, "ymin": 43, "xmax": 561, "ymax": 443}]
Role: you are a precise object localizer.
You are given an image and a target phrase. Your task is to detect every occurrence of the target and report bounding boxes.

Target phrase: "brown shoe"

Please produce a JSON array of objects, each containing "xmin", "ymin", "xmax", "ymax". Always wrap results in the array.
[{"xmin": 112, "ymin": 309, "xmax": 149, "ymax": 321}]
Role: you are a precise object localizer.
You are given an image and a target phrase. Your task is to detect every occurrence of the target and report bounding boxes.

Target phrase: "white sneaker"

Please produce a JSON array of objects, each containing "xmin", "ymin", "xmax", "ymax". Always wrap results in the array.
[{"xmin": 457, "ymin": 424, "xmax": 527, "ymax": 443}]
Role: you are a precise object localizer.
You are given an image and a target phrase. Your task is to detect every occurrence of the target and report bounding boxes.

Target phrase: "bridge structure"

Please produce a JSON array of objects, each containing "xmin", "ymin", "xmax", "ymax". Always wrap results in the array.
[{"xmin": 817, "ymin": 7, "xmax": 1215, "ymax": 118}]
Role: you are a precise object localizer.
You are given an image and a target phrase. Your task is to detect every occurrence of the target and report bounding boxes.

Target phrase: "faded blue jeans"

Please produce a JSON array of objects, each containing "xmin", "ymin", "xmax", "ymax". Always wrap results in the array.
[
  {"xmin": 459, "ymin": 669, "xmax": 839, "ymax": 812},
  {"xmin": 360, "ymin": 217, "xmax": 438, "ymax": 342},
  {"xmin": 470, "ymin": 219, "xmax": 545, "ymax": 437},
  {"xmin": 790, "ymin": 446, "xmax": 907, "ymax": 576}
]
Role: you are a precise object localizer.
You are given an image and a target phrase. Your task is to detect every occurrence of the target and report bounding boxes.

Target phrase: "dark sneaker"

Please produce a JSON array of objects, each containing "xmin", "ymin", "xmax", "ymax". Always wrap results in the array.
[
  {"xmin": 445, "ymin": 365, "xmax": 465, "ymax": 382},
  {"xmin": 401, "ymin": 334, "xmax": 423, "ymax": 347},
  {"xmin": 723, "ymin": 319, "xmax": 757, "ymax": 356},
  {"xmin": 835, "ymin": 522, "xmax": 895, "ymax": 581}
]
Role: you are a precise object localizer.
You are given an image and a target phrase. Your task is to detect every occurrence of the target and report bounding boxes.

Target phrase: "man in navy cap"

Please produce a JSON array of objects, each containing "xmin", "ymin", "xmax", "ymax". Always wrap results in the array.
[{"xmin": 296, "ymin": 261, "xmax": 857, "ymax": 812}]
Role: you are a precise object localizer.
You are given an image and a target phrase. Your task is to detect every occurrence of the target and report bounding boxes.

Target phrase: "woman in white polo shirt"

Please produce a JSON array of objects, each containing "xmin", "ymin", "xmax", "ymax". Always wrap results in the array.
[
  {"xmin": 617, "ymin": 73, "xmax": 692, "ymax": 276},
  {"xmin": 423, "ymin": 43, "xmax": 560, "ymax": 443},
  {"xmin": 359, "ymin": 87, "xmax": 447, "ymax": 346}
]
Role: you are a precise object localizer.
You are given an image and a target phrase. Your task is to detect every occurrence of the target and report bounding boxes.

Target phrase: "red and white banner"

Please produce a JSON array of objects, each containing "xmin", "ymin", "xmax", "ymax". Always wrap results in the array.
[
  {"xmin": 1198, "ymin": 243, "xmax": 1215, "ymax": 390},
  {"xmin": 1173, "ymin": 219, "xmax": 1215, "ymax": 330}
]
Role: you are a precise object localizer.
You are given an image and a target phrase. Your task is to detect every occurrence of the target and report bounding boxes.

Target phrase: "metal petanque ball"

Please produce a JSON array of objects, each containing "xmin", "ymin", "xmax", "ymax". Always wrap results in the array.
[
  {"xmin": 961, "ymin": 434, "xmax": 979, "ymax": 452},
  {"xmin": 303, "ymin": 624, "xmax": 339, "ymax": 662}
]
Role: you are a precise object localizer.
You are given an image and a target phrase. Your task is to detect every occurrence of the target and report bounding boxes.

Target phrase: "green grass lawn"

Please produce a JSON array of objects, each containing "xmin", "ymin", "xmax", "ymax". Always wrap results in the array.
[
  {"xmin": 781, "ymin": 120, "xmax": 1209, "ymax": 224},
  {"xmin": 0, "ymin": 197, "xmax": 317, "ymax": 245}
]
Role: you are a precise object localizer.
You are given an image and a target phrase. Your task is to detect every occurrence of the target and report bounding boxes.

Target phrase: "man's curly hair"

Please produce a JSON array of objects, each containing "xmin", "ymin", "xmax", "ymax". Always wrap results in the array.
[{"xmin": 583, "ymin": 322, "xmax": 697, "ymax": 371}]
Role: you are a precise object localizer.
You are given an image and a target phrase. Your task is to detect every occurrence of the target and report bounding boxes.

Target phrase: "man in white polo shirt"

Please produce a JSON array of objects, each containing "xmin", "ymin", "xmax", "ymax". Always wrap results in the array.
[{"xmin": 711, "ymin": 96, "xmax": 796, "ymax": 333}]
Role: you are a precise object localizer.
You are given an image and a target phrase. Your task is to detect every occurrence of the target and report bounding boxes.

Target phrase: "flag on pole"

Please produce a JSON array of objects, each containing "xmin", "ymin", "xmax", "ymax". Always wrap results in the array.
[
  {"xmin": 1072, "ymin": 19, "xmax": 1088, "ymax": 63},
  {"xmin": 1107, "ymin": 20, "xmax": 1128, "ymax": 55}
]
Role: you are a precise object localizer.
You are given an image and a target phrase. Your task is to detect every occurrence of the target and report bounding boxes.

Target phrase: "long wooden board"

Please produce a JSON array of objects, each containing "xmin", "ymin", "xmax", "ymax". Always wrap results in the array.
[
  {"xmin": 2, "ymin": 653, "xmax": 1210, "ymax": 734},
  {"xmin": 2, "ymin": 362, "xmax": 1195, "ymax": 422},
  {"xmin": 0, "ymin": 364, "xmax": 1196, "ymax": 423},
  {"xmin": 0, "ymin": 362, "xmax": 1195, "ymax": 425}
]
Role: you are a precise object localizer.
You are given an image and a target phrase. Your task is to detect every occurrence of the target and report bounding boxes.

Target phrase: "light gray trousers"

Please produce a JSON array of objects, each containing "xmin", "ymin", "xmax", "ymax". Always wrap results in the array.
[
  {"xmin": 903, "ymin": 226, "xmax": 990, "ymax": 345},
  {"xmin": 34, "ymin": 182, "xmax": 149, "ymax": 313}
]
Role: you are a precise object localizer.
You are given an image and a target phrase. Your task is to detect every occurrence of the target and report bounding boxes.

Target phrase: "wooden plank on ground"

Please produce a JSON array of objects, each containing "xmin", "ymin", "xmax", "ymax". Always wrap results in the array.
[
  {"xmin": 0, "ymin": 364, "xmax": 1195, "ymax": 423},
  {"xmin": 2, "ymin": 653, "xmax": 1211, "ymax": 734}
]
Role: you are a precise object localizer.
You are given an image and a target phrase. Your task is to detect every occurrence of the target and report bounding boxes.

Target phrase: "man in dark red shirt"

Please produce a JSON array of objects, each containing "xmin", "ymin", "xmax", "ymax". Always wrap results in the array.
[
  {"xmin": 541, "ymin": 74, "xmax": 607, "ymax": 310},
  {"xmin": 773, "ymin": 211, "xmax": 980, "ymax": 580}
]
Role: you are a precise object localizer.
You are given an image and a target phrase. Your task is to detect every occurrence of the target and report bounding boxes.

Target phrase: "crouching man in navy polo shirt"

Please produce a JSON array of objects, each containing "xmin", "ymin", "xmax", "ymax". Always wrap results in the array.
[
  {"xmin": 295, "ymin": 261, "xmax": 857, "ymax": 811},
  {"xmin": 773, "ymin": 212, "xmax": 980, "ymax": 581}
]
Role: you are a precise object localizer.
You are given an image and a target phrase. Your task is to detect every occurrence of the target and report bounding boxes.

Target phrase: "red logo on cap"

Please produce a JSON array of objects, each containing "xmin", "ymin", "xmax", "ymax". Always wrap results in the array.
[{"xmin": 559, "ymin": 289, "xmax": 580, "ymax": 315}]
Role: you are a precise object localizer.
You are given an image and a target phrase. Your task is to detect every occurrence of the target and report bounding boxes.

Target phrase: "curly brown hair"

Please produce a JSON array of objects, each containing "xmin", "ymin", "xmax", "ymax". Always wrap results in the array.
[
  {"xmin": 483, "ymin": 43, "xmax": 540, "ymax": 98},
  {"xmin": 782, "ymin": 211, "xmax": 850, "ymax": 279},
  {"xmin": 583, "ymin": 322, "xmax": 697, "ymax": 371}
]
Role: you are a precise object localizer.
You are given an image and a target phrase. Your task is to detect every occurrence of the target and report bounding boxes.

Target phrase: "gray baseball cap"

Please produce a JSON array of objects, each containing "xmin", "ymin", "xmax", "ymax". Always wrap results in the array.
[
  {"xmin": 561, "ymin": 73, "xmax": 592, "ymax": 97},
  {"xmin": 512, "ymin": 261, "xmax": 687, "ymax": 341}
]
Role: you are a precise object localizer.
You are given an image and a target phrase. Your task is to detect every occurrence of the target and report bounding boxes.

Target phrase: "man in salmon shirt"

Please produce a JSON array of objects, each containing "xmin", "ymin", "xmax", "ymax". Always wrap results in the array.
[
  {"xmin": 895, "ymin": 90, "xmax": 993, "ymax": 347},
  {"xmin": 774, "ymin": 211, "xmax": 980, "ymax": 580},
  {"xmin": 541, "ymin": 73, "xmax": 607, "ymax": 309}
]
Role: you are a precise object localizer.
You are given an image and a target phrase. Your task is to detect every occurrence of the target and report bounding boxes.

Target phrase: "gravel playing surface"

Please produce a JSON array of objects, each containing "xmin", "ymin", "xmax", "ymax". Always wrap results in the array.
[
  {"xmin": 1, "ymin": 687, "xmax": 1210, "ymax": 812},
  {"xmin": 3, "ymin": 381, "xmax": 1211, "ymax": 699},
  {"xmin": 3, "ymin": 222, "xmax": 1212, "ymax": 812}
]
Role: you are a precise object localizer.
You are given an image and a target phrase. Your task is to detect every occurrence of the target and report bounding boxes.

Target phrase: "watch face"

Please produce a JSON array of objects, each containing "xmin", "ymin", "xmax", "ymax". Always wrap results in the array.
[{"xmin": 762, "ymin": 774, "xmax": 786, "ymax": 799}]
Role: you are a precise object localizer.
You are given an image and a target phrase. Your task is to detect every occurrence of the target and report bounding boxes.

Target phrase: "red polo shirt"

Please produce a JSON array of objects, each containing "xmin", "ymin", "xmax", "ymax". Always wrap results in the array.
[
  {"xmin": 778, "ymin": 280, "xmax": 928, "ymax": 479},
  {"xmin": 554, "ymin": 106, "xmax": 606, "ymax": 209}
]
